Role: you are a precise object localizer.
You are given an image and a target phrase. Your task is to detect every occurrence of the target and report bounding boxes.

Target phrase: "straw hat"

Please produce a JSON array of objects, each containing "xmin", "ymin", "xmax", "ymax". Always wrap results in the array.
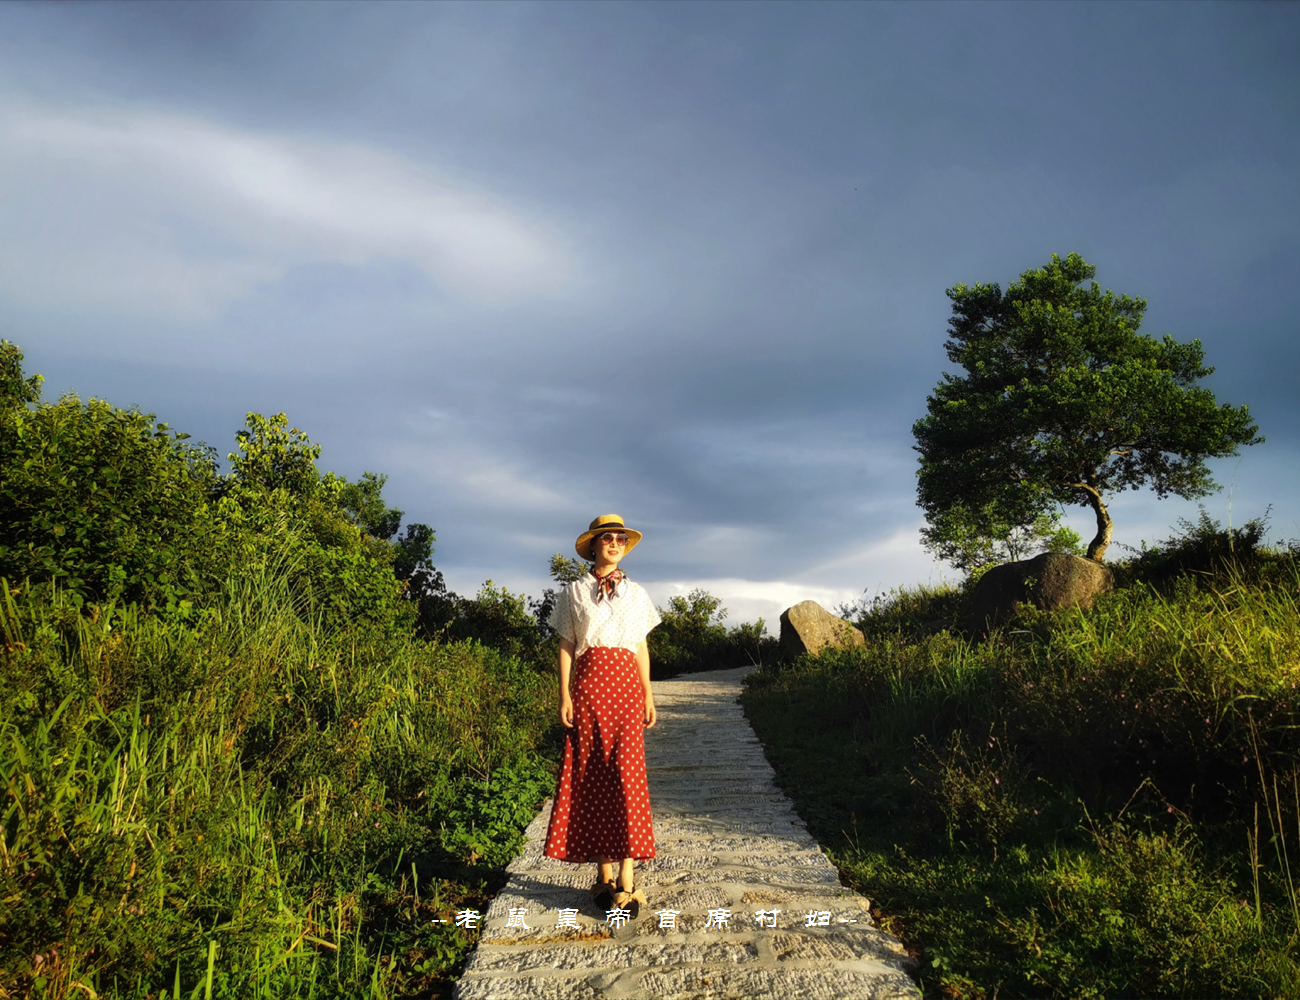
[{"xmin": 575, "ymin": 513, "xmax": 643, "ymax": 560}]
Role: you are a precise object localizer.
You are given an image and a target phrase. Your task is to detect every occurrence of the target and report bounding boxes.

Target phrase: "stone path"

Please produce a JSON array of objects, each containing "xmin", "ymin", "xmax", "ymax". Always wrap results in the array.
[{"xmin": 454, "ymin": 665, "xmax": 918, "ymax": 999}]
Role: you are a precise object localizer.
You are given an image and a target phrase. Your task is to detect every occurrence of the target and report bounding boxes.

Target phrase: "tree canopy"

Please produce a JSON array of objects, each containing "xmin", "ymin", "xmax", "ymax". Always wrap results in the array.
[
  {"xmin": 0, "ymin": 342, "xmax": 435, "ymax": 620},
  {"xmin": 912, "ymin": 254, "xmax": 1261, "ymax": 563}
]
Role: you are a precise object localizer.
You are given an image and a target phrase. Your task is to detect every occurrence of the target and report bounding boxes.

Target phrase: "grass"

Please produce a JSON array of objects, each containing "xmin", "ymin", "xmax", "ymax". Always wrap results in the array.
[
  {"xmin": 0, "ymin": 568, "xmax": 560, "ymax": 999},
  {"xmin": 744, "ymin": 537, "xmax": 1300, "ymax": 998}
]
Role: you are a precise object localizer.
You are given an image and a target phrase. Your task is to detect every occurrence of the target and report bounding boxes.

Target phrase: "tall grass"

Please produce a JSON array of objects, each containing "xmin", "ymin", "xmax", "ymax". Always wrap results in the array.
[
  {"xmin": 1, "ymin": 569, "xmax": 558, "ymax": 999},
  {"xmin": 744, "ymin": 542, "xmax": 1300, "ymax": 997}
]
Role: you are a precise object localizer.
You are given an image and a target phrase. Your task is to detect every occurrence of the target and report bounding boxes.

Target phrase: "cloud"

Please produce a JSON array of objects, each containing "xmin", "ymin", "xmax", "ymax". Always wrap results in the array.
[
  {"xmin": 0, "ymin": 96, "xmax": 570, "ymax": 321},
  {"xmin": 630, "ymin": 527, "xmax": 949, "ymax": 626},
  {"xmin": 641, "ymin": 578, "xmax": 862, "ymax": 630},
  {"xmin": 378, "ymin": 408, "xmax": 572, "ymax": 515}
]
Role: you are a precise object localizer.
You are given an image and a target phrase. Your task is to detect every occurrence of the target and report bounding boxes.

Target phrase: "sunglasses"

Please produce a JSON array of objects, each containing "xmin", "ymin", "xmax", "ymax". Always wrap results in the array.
[{"xmin": 597, "ymin": 532, "xmax": 629, "ymax": 546}]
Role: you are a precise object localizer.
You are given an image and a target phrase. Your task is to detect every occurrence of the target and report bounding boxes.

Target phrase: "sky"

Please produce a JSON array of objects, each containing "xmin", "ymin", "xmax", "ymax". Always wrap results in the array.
[{"xmin": 1, "ymin": 1, "xmax": 1296, "ymax": 626}]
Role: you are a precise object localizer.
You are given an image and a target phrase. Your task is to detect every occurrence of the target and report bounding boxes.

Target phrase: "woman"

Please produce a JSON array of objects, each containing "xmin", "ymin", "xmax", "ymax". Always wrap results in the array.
[{"xmin": 543, "ymin": 514, "xmax": 661, "ymax": 917}]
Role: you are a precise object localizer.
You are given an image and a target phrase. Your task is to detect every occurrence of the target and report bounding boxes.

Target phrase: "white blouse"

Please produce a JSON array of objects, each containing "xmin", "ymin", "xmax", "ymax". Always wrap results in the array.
[{"xmin": 548, "ymin": 575, "xmax": 662, "ymax": 659}]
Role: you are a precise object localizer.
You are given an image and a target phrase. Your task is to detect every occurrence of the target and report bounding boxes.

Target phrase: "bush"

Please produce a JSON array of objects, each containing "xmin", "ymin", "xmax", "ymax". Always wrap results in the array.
[
  {"xmin": 840, "ymin": 581, "xmax": 969, "ymax": 641},
  {"xmin": 448, "ymin": 581, "xmax": 556, "ymax": 669},
  {"xmin": 0, "ymin": 342, "xmax": 558, "ymax": 999},
  {"xmin": 744, "ymin": 529, "xmax": 1300, "ymax": 997},
  {"xmin": 0, "ymin": 384, "xmax": 219, "ymax": 610},
  {"xmin": 0, "ymin": 570, "xmax": 558, "ymax": 999},
  {"xmin": 1114, "ymin": 504, "xmax": 1273, "ymax": 586},
  {"xmin": 0, "ymin": 341, "xmax": 432, "ymax": 628},
  {"xmin": 213, "ymin": 412, "xmax": 421, "ymax": 630},
  {"xmin": 648, "ymin": 588, "xmax": 777, "ymax": 678}
]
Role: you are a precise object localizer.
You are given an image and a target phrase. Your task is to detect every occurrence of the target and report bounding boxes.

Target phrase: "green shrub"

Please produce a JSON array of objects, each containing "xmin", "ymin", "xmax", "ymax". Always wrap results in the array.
[
  {"xmin": 840, "ymin": 581, "xmax": 969, "ymax": 641},
  {"xmin": 0, "ymin": 570, "xmax": 558, "ymax": 1000},
  {"xmin": 447, "ymin": 582, "xmax": 555, "ymax": 669},
  {"xmin": 0, "ymin": 342, "xmax": 558, "ymax": 999},
  {"xmin": 744, "ymin": 533, "xmax": 1300, "ymax": 997},
  {"xmin": 213, "ymin": 412, "xmax": 421, "ymax": 630},
  {"xmin": 850, "ymin": 824, "xmax": 1269, "ymax": 999},
  {"xmin": 648, "ymin": 588, "xmax": 777, "ymax": 678},
  {"xmin": 0, "ymin": 343, "xmax": 435, "ymax": 628},
  {"xmin": 0, "ymin": 385, "xmax": 219, "ymax": 611}
]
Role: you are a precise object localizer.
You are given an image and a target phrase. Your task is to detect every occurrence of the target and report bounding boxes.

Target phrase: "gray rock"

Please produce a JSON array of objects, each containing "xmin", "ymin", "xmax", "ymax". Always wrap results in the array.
[
  {"xmin": 968, "ymin": 552, "xmax": 1115, "ymax": 633},
  {"xmin": 779, "ymin": 601, "xmax": 866, "ymax": 659}
]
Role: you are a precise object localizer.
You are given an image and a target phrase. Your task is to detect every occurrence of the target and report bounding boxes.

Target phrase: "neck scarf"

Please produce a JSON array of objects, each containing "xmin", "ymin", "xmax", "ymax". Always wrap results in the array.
[{"xmin": 594, "ymin": 569, "xmax": 626, "ymax": 603}]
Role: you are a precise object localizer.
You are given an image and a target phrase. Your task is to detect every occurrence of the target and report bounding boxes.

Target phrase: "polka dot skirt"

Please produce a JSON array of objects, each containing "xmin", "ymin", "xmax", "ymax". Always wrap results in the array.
[{"xmin": 544, "ymin": 646, "xmax": 656, "ymax": 862}]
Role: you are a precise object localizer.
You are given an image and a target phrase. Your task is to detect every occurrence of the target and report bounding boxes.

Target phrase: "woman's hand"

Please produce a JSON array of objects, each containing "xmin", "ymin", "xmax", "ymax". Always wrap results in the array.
[
  {"xmin": 557, "ymin": 637, "xmax": 575, "ymax": 728},
  {"xmin": 635, "ymin": 638, "xmax": 655, "ymax": 728}
]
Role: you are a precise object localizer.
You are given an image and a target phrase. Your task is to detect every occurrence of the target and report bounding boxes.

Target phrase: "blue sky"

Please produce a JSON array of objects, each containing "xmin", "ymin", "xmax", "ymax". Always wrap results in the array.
[{"xmin": 2, "ymin": 1, "xmax": 1296, "ymax": 624}]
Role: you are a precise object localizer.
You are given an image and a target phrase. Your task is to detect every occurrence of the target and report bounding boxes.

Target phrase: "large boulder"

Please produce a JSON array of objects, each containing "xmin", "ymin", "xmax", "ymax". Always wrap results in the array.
[
  {"xmin": 779, "ymin": 600, "xmax": 866, "ymax": 658},
  {"xmin": 967, "ymin": 552, "xmax": 1115, "ymax": 633}
]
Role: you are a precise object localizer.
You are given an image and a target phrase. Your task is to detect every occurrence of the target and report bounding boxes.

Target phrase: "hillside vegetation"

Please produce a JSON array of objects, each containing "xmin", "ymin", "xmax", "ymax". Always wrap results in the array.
[
  {"xmin": 0, "ymin": 338, "xmax": 778, "ymax": 999},
  {"xmin": 0, "ymin": 343, "xmax": 558, "ymax": 999},
  {"xmin": 744, "ymin": 518, "xmax": 1300, "ymax": 998}
]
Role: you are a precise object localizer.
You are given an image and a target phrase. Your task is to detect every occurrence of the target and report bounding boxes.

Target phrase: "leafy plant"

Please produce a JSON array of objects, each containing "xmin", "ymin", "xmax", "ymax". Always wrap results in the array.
[
  {"xmin": 0, "ymin": 569, "xmax": 558, "ymax": 1000},
  {"xmin": 648, "ymin": 588, "xmax": 777, "ymax": 678},
  {"xmin": 913, "ymin": 253, "xmax": 1261, "ymax": 562},
  {"xmin": 922, "ymin": 507, "xmax": 1084, "ymax": 574},
  {"xmin": 0, "ymin": 343, "xmax": 558, "ymax": 999},
  {"xmin": 0, "ymin": 387, "xmax": 219, "ymax": 610},
  {"xmin": 744, "ymin": 531, "xmax": 1300, "ymax": 997}
]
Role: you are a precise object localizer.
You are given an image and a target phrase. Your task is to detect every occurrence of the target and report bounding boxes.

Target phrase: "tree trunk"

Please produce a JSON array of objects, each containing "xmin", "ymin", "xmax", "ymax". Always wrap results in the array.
[{"xmin": 1072, "ymin": 483, "xmax": 1112, "ymax": 562}]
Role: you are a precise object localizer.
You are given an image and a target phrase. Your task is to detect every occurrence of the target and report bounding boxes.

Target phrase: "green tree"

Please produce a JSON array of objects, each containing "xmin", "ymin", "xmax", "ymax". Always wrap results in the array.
[
  {"xmin": 393, "ymin": 522, "xmax": 438, "ymax": 588},
  {"xmin": 224, "ymin": 411, "xmax": 322, "ymax": 497},
  {"xmin": 659, "ymin": 589, "xmax": 727, "ymax": 635},
  {"xmin": 335, "ymin": 469, "xmax": 439, "ymax": 595},
  {"xmin": 647, "ymin": 589, "xmax": 727, "ymax": 677},
  {"xmin": 0, "ymin": 343, "xmax": 218, "ymax": 608},
  {"xmin": 0, "ymin": 398, "xmax": 218, "ymax": 608},
  {"xmin": 921, "ymin": 507, "xmax": 1083, "ymax": 574},
  {"xmin": 337, "ymin": 471, "xmax": 404, "ymax": 541},
  {"xmin": 456, "ymin": 581, "xmax": 547, "ymax": 663},
  {"xmin": 0, "ymin": 346, "xmax": 433, "ymax": 627},
  {"xmin": 0, "ymin": 340, "xmax": 42, "ymax": 408},
  {"xmin": 216, "ymin": 413, "xmax": 419, "ymax": 626},
  {"xmin": 912, "ymin": 253, "xmax": 1261, "ymax": 562},
  {"xmin": 548, "ymin": 553, "xmax": 591, "ymax": 584},
  {"xmin": 526, "ymin": 554, "xmax": 590, "ymax": 645}
]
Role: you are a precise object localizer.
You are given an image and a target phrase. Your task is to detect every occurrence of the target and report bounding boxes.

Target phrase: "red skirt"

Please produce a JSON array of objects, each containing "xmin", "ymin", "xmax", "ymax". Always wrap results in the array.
[{"xmin": 544, "ymin": 646, "xmax": 656, "ymax": 862}]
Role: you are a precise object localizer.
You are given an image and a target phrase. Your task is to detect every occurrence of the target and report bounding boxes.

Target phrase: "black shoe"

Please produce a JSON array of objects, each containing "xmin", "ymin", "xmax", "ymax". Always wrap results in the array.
[{"xmin": 590, "ymin": 879, "xmax": 616, "ymax": 911}]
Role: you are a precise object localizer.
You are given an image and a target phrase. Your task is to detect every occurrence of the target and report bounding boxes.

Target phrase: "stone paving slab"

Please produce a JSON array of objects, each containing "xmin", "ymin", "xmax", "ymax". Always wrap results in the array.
[{"xmin": 454, "ymin": 666, "xmax": 918, "ymax": 999}]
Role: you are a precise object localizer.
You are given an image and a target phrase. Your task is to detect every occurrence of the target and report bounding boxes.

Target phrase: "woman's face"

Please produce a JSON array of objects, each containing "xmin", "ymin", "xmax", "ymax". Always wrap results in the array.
[{"xmin": 593, "ymin": 531, "xmax": 627, "ymax": 570}]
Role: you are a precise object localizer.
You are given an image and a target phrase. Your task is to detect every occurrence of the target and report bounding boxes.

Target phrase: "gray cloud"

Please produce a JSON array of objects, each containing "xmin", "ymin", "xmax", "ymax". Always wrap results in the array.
[{"xmin": 2, "ymin": 1, "xmax": 1295, "ymax": 619}]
